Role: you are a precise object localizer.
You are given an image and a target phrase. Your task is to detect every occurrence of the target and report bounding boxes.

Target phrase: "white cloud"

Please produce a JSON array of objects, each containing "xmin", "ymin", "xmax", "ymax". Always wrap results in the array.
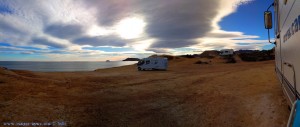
[{"xmin": 131, "ymin": 39, "xmax": 156, "ymax": 51}]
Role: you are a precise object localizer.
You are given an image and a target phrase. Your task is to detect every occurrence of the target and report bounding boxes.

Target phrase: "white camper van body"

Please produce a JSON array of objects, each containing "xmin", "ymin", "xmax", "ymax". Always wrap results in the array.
[
  {"xmin": 273, "ymin": 0, "xmax": 300, "ymax": 107},
  {"xmin": 137, "ymin": 58, "xmax": 168, "ymax": 71},
  {"xmin": 219, "ymin": 49, "xmax": 234, "ymax": 56}
]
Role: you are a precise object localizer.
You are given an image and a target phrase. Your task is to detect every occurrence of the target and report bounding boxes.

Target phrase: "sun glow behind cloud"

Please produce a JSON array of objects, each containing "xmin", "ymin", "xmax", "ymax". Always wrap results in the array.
[
  {"xmin": 116, "ymin": 17, "xmax": 146, "ymax": 39},
  {"xmin": 87, "ymin": 16, "xmax": 146, "ymax": 39}
]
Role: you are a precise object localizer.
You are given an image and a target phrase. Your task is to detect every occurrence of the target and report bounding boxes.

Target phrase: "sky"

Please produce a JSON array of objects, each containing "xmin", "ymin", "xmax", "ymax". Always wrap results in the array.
[{"xmin": 0, "ymin": 0, "xmax": 275, "ymax": 61}]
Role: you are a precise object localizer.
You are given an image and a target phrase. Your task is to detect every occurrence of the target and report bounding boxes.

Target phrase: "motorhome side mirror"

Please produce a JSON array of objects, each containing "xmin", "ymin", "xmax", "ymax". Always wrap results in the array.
[{"xmin": 264, "ymin": 11, "xmax": 273, "ymax": 29}]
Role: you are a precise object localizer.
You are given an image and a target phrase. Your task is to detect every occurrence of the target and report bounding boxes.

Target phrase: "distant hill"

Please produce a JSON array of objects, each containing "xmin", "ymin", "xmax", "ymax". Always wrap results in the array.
[
  {"xmin": 122, "ymin": 58, "xmax": 140, "ymax": 61},
  {"xmin": 199, "ymin": 50, "xmax": 220, "ymax": 58},
  {"xmin": 148, "ymin": 55, "xmax": 176, "ymax": 60}
]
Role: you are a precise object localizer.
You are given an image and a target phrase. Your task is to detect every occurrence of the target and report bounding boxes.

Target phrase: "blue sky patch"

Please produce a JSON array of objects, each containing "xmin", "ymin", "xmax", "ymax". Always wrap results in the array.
[
  {"xmin": 0, "ymin": 4, "xmax": 13, "ymax": 14},
  {"xmin": 16, "ymin": 46, "xmax": 42, "ymax": 50},
  {"xmin": 219, "ymin": 0, "xmax": 275, "ymax": 39},
  {"xmin": 0, "ymin": 42, "xmax": 11, "ymax": 46}
]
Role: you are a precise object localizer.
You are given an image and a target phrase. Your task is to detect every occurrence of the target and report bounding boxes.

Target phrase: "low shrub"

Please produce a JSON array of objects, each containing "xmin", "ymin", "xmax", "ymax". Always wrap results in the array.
[
  {"xmin": 226, "ymin": 58, "xmax": 236, "ymax": 63},
  {"xmin": 195, "ymin": 60, "xmax": 209, "ymax": 64}
]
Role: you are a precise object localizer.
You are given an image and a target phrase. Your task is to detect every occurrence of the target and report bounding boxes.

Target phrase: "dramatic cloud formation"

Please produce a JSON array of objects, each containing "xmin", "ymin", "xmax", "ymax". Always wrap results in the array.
[
  {"xmin": 44, "ymin": 23, "xmax": 84, "ymax": 39},
  {"xmin": 0, "ymin": 0, "xmax": 271, "ymax": 61},
  {"xmin": 31, "ymin": 37, "xmax": 67, "ymax": 49},
  {"xmin": 73, "ymin": 35, "xmax": 127, "ymax": 47}
]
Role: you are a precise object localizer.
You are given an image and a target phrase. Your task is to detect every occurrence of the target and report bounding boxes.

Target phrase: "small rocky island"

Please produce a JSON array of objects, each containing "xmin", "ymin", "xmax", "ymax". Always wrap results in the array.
[{"xmin": 122, "ymin": 58, "xmax": 140, "ymax": 61}]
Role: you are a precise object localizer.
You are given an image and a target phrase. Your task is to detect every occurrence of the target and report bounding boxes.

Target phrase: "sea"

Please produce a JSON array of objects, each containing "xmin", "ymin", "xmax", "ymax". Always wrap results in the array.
[{"xmin": 0, "ymin": 61, "xmax": 137, "ymax": 72}]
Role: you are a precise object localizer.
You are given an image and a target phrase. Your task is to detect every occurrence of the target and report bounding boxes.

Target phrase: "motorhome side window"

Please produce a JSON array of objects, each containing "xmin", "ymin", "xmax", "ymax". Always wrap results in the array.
[{"xmin": 146, "ymin": 60, "xmax": 150, "ymax": 64}]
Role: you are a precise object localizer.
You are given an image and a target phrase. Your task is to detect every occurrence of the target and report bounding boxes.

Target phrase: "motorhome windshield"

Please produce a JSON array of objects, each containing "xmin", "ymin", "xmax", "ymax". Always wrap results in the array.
[{"xmin": 137, "ymin": 60, "xmax": 145, "ymax": 65}]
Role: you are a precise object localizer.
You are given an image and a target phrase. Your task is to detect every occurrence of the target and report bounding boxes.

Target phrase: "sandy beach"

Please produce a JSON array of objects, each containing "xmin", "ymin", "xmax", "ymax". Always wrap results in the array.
[{"xmin": 0, "ymin": 58, "xmax": 289, "ymax": 126}]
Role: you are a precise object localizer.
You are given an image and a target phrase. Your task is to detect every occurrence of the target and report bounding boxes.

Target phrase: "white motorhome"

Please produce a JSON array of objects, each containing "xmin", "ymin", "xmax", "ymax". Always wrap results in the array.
[
  {"xmin": 137, "ymin": 57, "xmax": 168, "ymax": 71},
  {"xmin": 265, "ymin": 0, "xmax": 300, "ymax": 125},
  {"xmin": 219, "ymin": 49, "xmax": 234, "ymax": 56}
]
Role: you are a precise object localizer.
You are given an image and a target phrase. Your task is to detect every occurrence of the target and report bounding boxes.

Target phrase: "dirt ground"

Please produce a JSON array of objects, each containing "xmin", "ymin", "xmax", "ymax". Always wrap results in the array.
[{"xmin": 0, "ymin": 58, "xmax": 289, "ymax": 127}]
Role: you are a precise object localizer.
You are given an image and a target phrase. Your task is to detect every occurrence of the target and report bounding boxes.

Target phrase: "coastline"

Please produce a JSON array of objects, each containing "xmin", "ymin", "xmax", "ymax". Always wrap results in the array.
[{"xmin": 0, "ymin": 61, "xmax": 137, "ymax": 72}]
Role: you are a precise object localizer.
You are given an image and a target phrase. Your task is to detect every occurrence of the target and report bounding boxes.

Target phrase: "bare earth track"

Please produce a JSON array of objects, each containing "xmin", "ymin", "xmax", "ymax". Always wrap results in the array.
[{"xmin": 0, "ymin": 58, "xmax": 289, "ymax": 126}]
